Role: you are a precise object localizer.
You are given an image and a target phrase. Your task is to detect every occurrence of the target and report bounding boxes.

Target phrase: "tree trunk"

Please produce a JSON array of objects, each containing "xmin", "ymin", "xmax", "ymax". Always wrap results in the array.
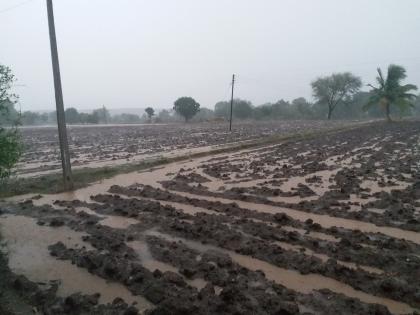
[
  {"xmin": 327, "ymin": 106, "xmax": 333, "ymax": 120},
  {"xmin": 385, "ymin": 103, "xmax": 392, "ymax": 122}
]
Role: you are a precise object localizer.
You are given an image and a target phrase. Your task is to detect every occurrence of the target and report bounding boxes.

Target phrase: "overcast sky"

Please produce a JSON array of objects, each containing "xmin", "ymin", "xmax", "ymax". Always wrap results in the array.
[{"xmin": 2, "ymin": 0, "xmax": 420, "ymax": 111}]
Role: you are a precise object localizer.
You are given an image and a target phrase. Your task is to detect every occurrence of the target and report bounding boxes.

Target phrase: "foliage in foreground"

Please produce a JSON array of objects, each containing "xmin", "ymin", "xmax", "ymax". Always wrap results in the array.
[
  {"xmin": 365, "ymin": 64, "xmax": 418, "ymax": 121},
  {"xmin": 0, "ymin": 64, "xmax": 21, "ymax": 180},
  {"xmin": 0, "ymin": 128, "xmax": 21, "ymax": 180}
]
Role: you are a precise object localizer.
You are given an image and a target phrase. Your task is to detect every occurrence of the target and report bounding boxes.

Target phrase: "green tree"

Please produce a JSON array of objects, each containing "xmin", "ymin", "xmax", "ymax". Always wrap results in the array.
[
  {"xmin": 0, "ymin": 99, "xmax": 19, "ymax": 125},
  {"xmin": 271, "ymin": 99, "xmax": 292, "ymax": 119},
  {"xmin": 173, "ymin": 97, "xmax": 200, "ymax": 122},
  {"xmin": 48, "ymin": 111, "xmax": 57, "ymax": 124},
  {"xmin": 65, "ymin": 107, "xmax": 80, "ymax": 124},
  {"xmin": 21, "ymin": 111, "xmax": 39, "ymax": 125},
  {"xmin": 413, "ymin": 94, "xmax": 420, "ymax": 116},
  {"xmin": 253, "ymin": 103, "xmax": 273, "ymax": 120},
  {"xmin": 365, "ymin": 65, "xmax": 418, "ymax": 122},
  {"xmin": 311, "ymin": 72, "xmax": 362, "ymax": 120},
  {"xmin": 233, "ymin": 99, "xmax": 253, "ymax": 119},
  {"xmin": 292, "ymin": 97, "xmax": 314, "ymax": 119},
  {"xmin": 214, "ymin": 101, "xmax": 230, "ymax": 119},
  {"xmin": 0, "ymin": 65, "xmax": 21, "ymax": 180},
  {"xmin": 92, "ymin": 106, "xmax": 110, "ymax": 124},
  {"xmin": 20, "ymin": 111, "xmax": 50, "ymax": 126},
  {"xmin": 112, "ymin": 113, "xmax": 141, "ymax": 124},
  {"xmin": 191, "ymin": 107, "xmax": 214, "ymax": 122},
  {"xmin": 156, "ymin": 109, "xmax": 174, "ymax": 123},
  {"xmin": 214, "ymin": 99, "xmax": 253, "ymax": 120},
  {"xmin": 145, "ymin": 107, "xmax": 155, "ymax": 120}
]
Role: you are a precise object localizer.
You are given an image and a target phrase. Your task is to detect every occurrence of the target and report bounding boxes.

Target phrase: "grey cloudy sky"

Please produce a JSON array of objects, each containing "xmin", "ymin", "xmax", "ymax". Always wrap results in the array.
[{"xmin": 2, "ymin": 0, "xmax": 420, "ymax": 111}]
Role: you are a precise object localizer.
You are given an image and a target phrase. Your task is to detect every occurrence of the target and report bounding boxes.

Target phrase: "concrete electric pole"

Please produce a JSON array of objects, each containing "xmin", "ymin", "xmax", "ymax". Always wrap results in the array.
[
  {"xmin": 229, "ymin": 74, "xmax": 235, "ymax": 132},
  {"xmin": 46, "ymin": 0, "xmax": 73, "ymax": 190}
]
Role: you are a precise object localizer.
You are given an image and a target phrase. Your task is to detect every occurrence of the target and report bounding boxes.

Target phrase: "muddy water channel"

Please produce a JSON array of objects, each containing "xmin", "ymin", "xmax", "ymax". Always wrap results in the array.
[
  {"xmin": 0, "ymin": 215, "xmax": 152, "ymax": 311},
  {"xmin": 2, "ymin": 121, "xmax": 420, "ymax": 314}
]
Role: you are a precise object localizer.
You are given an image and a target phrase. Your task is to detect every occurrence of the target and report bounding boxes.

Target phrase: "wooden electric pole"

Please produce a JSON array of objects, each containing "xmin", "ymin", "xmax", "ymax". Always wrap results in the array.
[
  {"xmin": 46, "ymin": 0, "xmax": 73, "ymax": 190},
  {"xmin": 229, "ymin": 74, "xmax": 235, "ymax": 132}
]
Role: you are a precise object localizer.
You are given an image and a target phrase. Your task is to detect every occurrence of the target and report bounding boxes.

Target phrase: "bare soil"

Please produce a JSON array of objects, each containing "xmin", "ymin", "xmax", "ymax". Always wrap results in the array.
[
  {"xmin": 1, "ymin": 120, "xmax": 420, "ymax": 314},
  {"xmin": 17, "ymin": 121, "xmax": 356, "ymax": 177}
]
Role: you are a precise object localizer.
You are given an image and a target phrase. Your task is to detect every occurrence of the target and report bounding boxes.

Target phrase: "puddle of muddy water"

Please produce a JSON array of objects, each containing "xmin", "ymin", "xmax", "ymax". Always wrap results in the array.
[
  {"xmin": 138, "ymin": 197, "xmax": 219, "ymax": 216},
  {"xmin": 360, "ymin": 179, "xmax": 410, "ymax": 194},
  {"xmin": 128, "ymin": 239, "xmax": 208, "ymax": 291},
  {"xmin": 274, "ymin": 241, "xmax": 383, "ymax": 275},
  {"xmin": 0, "ymin": 215, "xmax": 152, "ymax": 311},
  {"xmin": 129, "ymin": 240, "xmax": 179, "ymax": 274},
  {"xmin": 144, "ymin": 230, "xmax": 415, "ymax": 315},
  {"xmin": 99, "ymin": 215, "xmax": 140, "ymax": 229},
  {"xmin": 7, "ymin": 133, "xmax": 420, "ymax": 313},
  {"xmin": 14, "ymin": 144, "xmax": 420, "ymax": 247},
  {"xmin": 173, "ymin": 190, "xmax": 420, "ymax": 245},
  {"xmin": 54, "ymin": 204, "xmax": 140, "ymax": 230},
  {"xmin": 282, "ymin": 226, "xmax": 340, "ymax": 243}
]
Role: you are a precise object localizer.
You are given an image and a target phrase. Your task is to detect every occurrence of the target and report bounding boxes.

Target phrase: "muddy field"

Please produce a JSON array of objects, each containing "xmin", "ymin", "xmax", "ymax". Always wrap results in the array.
[
  {"xmin": 17, "ymin": 120, "xmax": 356, "ymax": 177},
  {"xmin": 1, "ymin": 120, "xmax": 420, "ymax": 314}
]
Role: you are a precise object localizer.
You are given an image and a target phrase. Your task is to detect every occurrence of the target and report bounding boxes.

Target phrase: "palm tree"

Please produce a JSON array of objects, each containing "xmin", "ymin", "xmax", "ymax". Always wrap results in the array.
[{"xmin": 365, "ymin": 64, "xmax": 417, "ymax": 121}]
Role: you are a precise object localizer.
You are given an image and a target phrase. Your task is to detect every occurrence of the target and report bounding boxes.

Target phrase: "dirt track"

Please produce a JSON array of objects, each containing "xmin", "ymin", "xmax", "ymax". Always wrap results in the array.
[{"xmin": 1, "ymin": 120, "xmax": 420, "ymax": 314}]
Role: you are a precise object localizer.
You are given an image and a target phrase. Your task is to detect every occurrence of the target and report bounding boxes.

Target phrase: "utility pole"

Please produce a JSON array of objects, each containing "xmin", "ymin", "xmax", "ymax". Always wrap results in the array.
[
  {"xmin": 46, "ymin": 0, "xmax": 73, "ymax": 190},
  {"xmin": 229, "ymin": 74, "xmax": 235, "ymax": 132}
]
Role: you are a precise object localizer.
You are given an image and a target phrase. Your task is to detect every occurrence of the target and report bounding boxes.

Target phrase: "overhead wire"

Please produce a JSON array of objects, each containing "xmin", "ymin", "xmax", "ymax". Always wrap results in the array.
[{"xmin": 0, "ymin": 0, "xmax": 37, "ymax": 14}]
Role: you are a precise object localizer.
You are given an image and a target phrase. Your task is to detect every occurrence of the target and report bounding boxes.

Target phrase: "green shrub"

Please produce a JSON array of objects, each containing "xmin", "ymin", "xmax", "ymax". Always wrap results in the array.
[{"xmin": 0, "ymin": 65, "xmax": 22, "ymax": 180}]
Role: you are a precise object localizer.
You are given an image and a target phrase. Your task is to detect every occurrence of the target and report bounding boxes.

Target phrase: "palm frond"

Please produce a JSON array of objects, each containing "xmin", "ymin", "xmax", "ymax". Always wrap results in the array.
[
  {"xmin": 387, "ymin": 64, "xmax": 407, "ymax": 88},
  {"xmin": 395, "ymin": 98, "xmax": 414, "ymax": 111},
  {"xmin": 363, "ymin": 94, "xmax": 381, "ymax": 111},
  {"xmin": 400, "ymin": 83, "xmax": 418, "ymax": 93},
  {"xmin": 367, "ymin": 83, "xmax": 379, "ymax": 91},
  {"xmin": 376, "ymin": 68, "xmax": 386, "ymax": 88}
]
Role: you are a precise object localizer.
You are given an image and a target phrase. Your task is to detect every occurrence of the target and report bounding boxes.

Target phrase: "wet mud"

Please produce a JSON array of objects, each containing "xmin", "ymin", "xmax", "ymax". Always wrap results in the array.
[{"xmin": 2, "ymin": 120, "xmax": 420, "ymax": 314}]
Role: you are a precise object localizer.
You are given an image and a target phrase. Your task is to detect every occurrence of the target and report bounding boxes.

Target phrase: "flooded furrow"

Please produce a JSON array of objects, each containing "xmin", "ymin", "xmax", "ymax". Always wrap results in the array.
[
  {"xmin": 0, "ymin": 215, "xmax": 152, "ymax": 311},
  {"xmin": 128, "ymin": 239, "xmax": 208, "ymax": 291},
  {"xmin": 169, "ymin": 190, "xmax": 420, "ymax": 245},
  {"xmin": 273, "ymin": 241, "xmax": 383, "ymax": 275},
  {"xmin": 144, "ymin": 230, "xmax": 415, "ymax": 315}
]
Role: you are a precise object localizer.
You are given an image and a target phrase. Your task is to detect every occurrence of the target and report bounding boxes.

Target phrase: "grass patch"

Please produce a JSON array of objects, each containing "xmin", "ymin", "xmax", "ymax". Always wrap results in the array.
[
  {"xmin": 0, "ymin": 157, "xmax": 170, "ymax": 199},
  {"xmin": 0, "ymin": 123, "xmax": 367, "ymax": 199}
]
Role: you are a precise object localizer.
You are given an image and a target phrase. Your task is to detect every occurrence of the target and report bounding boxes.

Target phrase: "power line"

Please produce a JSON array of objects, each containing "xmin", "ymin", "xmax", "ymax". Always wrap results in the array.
[{"xmin": 0, "ymin": 0, "xmax": 37, "ymax": 14}]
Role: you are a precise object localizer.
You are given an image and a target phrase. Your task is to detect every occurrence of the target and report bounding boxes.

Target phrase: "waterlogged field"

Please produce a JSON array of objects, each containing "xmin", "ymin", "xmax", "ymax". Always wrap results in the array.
[
  {"xmin": 17, "ymin": 120, "xmax": 355, "ymax": 177},
  {"xmin": 1, "ymin": 120, "xmax": 420, "ymax": 314}
]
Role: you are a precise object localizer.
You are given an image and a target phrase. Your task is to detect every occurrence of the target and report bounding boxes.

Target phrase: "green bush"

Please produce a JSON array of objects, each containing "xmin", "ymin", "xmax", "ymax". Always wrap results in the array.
[
  {"xmin": 0, "ymin": 64, "xmax": 22, "ymax": 180},
  {"xmin": 0, "ymin": 128, "xmax": 21, "ymax": 180}
]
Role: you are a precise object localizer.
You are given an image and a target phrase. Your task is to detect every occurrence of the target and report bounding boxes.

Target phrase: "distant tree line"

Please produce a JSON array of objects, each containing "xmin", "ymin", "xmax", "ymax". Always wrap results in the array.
[
  {"xmin": 212, "ymin": 66, "xmax": 418, "ymax": 122},
  {"xmin": 5, "ymin": 64, "xmax": 419, "ymax": 126},
  {"xmin": 15, "ymin": 106, "xmax": 112, "ymax": 126},
  {"xmin": 213, "ymin": 93, "xmax": 419, "ymax": 122}
]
